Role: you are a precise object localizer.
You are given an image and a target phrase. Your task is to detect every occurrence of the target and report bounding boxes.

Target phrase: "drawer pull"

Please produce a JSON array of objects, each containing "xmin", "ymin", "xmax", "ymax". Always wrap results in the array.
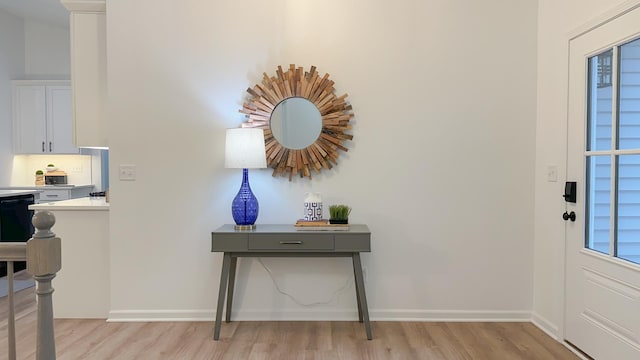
[
  {"xmin": 279, "ymin": 241, "xmax": 303, "ymax": 245},
  {"xmin": 45, "ymin": 194, "xmax": 59, "ymax": 197}
]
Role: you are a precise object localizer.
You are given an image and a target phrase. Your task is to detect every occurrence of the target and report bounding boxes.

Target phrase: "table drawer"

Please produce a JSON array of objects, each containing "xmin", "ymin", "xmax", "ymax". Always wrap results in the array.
[
  {"xmin": 249, "ymin": 234, "xmax": 334, "ymax": 251},
  {"xmin": 40, "ymin": 189, "xmax": 70, "ymax": 201}
]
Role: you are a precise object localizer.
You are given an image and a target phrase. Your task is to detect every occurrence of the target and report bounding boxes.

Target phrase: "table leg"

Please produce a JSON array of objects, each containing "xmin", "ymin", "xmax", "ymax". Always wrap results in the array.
[
  {"xmin": 214, "ymin": 252, "xmax": 231, "ymax": 340},
  {"xmin": 352, "ymin": 253, "xmax": 372, "ymax": 340},
  {"xmin": 352, "ymin": 256, "xmax": 363, "ymax": 322},
  {"xmin": 226, "ymin": 256, "xmax": 238, "ymax": 323}
]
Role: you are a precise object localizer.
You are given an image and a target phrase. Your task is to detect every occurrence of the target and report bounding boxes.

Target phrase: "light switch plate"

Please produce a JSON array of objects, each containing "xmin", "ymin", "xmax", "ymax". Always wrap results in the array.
[{"xmin": 546, "ymin": 165, "xmax": 558, "ymax": 182}]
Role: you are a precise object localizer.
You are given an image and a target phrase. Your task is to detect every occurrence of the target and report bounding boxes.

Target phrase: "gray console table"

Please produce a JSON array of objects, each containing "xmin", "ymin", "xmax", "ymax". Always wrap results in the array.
[{"xmin": 211, "ymin": 224, "xmax": 372, "ymax": 340}]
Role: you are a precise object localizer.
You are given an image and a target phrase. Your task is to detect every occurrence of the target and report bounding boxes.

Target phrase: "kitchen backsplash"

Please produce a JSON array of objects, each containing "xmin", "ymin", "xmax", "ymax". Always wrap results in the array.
[{"xmin": 10, "ymin": 154, "xmax": 93, "ymax": 185}]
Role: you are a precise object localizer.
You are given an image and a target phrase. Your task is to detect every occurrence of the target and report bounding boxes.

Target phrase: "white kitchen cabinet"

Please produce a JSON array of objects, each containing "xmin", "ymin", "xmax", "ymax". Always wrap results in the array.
[
  {"xmin": 39, "ymin": 189, "xmax": 71, "ymax": 202},
  {"xmin": 39, "ymin": 186, "xmax": 93, "ymax": 203},
  {"xmin": 12, "ymin": 80, "xmax": 78, "ymax": 154},
  {"xmin": 62, "ymin": 0, "xmax": 107, "ymax": 148},
  {"xmin": 0, "ymin": 185, "xmax": 95, "ymax": 203}
]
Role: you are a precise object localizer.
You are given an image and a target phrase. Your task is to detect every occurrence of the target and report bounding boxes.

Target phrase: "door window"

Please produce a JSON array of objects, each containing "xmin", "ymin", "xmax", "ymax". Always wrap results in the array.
[{"xmin": 585, "ymin": 38, "xmax": 640, "ymax": 264}]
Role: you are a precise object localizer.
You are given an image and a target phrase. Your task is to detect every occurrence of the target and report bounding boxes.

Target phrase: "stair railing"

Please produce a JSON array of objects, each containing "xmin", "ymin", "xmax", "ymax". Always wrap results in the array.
[{"xmin": 1, "ymin": 210, "xmax": 61, "ymax": 360}]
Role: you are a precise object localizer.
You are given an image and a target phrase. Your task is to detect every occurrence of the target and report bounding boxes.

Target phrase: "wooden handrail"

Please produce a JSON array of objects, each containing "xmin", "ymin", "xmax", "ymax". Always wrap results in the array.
[
  {"xmin": 2, "ymin": 210, "xmax": 61, "ymax": 360},
  {"xmin": 0, "ymin": 243, "xmax": 27, "ymax": 261},
  {"xmin": 1, "ymin": 242, "xmax": 27, "ymax": 360}
]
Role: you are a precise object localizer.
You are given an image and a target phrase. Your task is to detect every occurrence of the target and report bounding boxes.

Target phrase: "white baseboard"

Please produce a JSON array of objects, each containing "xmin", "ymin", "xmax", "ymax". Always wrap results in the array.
[
  {"xmin": 531, "ymin": 311, "xmax": 561, "ymax": 340},
  {"xmin": 108, "ymin": 308, "xmax": 532, "ymax": 322},
  {"xmin": 107, "ymin": 309, "xmax": 215, "ymax": 322},
  {"xmin": 371, "ymin": 309, "xmax": 531, "ymax": 322}
]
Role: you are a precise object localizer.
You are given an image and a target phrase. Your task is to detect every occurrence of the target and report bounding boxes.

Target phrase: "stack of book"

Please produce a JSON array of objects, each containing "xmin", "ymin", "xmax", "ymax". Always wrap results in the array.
[{"xmin": 294, "ymin": 219, "xmax": 350, "ymax": 231}]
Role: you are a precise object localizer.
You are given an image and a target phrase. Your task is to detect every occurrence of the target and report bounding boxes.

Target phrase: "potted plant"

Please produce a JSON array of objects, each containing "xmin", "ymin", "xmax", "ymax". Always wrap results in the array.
[
  {"xmin": 329, "ymin": 205, "xmax": 351, "ymax": 224},
  {"xmin": 35, "ymin": 170, "xmax": 45, "ymax": 185},
  {"xmin": 46, "ymin": 163, "xmax": 57, "ymax": 172}
]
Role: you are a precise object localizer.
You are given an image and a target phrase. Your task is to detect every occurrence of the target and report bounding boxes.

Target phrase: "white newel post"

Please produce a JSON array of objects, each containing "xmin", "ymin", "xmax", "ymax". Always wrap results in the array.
[{"xmin": 27, "ymin": 211, "xmax": 61, "ymax": 360}]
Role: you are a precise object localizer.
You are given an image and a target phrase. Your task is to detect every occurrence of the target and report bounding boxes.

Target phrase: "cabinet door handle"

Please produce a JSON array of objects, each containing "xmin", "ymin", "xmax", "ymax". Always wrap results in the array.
[
  {"xmin": 42, "ymin": 141, "xmax": 45, "ymax": 152},
  {"xmin": 49, "ymin": 142, "xmax": 52, "ymax": 152},
  {"xmin": 280, "ymin": 241, "xmax": 303, "ymax": 245},
  {"xmin": 45, "ymin": 194, "xmax": 59, "ymax": 197}
]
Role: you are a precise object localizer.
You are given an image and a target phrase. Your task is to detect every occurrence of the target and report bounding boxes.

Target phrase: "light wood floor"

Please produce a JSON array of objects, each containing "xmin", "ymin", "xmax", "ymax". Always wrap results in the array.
[{"xmin": 0, "ymin": 286, "xmax": 579, "ymax": 360}]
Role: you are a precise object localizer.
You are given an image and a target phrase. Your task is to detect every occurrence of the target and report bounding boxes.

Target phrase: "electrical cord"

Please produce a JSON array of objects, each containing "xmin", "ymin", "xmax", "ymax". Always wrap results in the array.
[{"xmin": 257, "ymin": 258, "xmax": 353, "ymax": 306}]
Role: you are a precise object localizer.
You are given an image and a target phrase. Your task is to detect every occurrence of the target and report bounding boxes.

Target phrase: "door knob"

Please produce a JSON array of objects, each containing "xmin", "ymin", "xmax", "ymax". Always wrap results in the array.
[{"xmin": 562, "ymin": 211, "xmax": 576, "ymax": 222}]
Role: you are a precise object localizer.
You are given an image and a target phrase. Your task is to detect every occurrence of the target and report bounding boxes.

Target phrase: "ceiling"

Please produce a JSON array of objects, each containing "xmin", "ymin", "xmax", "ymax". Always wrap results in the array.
[{"xmin": 0, "ymin": 0, "xmax": 69, "ymax": 28}]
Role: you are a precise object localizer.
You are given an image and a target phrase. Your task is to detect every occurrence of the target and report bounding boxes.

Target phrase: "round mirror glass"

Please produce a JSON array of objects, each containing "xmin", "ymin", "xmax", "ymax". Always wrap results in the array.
[{"xmin": 270, "ymin": 97, "xmax": 322, "ymax": 150}]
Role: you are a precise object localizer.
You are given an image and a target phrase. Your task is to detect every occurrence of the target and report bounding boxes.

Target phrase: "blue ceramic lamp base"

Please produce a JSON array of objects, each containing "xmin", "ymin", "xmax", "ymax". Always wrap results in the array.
[{"xmin": 231, "ymin": 168, "xmax": 259, "ymax": 231}]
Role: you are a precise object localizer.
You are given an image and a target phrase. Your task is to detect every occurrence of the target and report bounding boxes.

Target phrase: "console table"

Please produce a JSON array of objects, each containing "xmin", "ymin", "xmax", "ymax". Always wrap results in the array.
[{"xmin": 211, "ymin": 224, "xmax": 372, "ymax": 340}]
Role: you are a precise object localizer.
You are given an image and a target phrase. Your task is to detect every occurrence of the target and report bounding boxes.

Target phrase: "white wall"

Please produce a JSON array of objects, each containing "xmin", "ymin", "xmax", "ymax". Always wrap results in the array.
[
  {"xmin": 533, "ymin": 0, "xmax": 632, "ymax": 338},
  {"xmin": 107, "ymin": 0, "xmax": 537, "ymax": 320},
  {"xmin": 0, "ymin": 10, "xmax": 25, "ymax": 185},
  {"xmin": 24, "ymin": 20, "xmax": 70, "ymax": 79}
]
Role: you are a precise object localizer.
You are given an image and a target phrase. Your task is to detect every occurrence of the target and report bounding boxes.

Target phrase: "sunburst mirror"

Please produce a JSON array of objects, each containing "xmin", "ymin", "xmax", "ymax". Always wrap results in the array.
[{"xmin": 239, "ymin": 64, "xmax": 354, "ymax": 180}]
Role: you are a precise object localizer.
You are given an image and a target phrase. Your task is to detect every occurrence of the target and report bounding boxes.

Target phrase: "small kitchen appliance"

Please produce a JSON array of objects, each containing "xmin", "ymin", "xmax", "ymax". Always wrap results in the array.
[{"xmin": 44, "ymin": 171, "xmax": 68, "ymax": 185}]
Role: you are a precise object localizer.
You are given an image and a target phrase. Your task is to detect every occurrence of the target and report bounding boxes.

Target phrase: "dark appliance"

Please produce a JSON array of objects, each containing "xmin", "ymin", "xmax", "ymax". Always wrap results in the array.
[{"xmin": 0, "ymin": 194, "xmax": 35, "ymax": 277}]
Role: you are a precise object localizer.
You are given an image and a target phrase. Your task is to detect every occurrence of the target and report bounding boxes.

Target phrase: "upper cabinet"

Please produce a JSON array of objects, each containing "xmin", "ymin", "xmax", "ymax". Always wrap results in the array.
[
  {"xmin": 62, "ymin": 0, "xmax": 107, "ymax": 148},
  {"xmin": 12, "ymin": 80, "xmax": 78, "ymax": 154}
]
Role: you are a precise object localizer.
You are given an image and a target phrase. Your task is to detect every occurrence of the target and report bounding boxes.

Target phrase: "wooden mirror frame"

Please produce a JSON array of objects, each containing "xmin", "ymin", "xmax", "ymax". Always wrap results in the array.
[{"xmin": 239, "ymin": 64, "xmax": 354, "ymax": 180}]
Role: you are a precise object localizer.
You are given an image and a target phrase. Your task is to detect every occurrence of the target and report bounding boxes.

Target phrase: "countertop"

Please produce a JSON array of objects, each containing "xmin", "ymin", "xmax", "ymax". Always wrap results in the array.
[
  {"xmin": 30, "ymin": 197, "xmax": 110, "ymax": 211},
  {"xmin": 0, "ymin": 184, "xmax": 95, "ymax": 190},
  {"xmin": 0, "ymin": 189, "xmax": 43, "ymax": 198}
]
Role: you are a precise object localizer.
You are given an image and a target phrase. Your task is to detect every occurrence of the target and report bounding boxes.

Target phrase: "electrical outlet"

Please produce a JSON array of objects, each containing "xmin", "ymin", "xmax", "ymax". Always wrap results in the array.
[
  {"xmin": 119, "ymin": 164, "xmax": 136, "ymax": 181},
  {"xmin": 70, "ymin": 165, "xmax": 82, "ymax": 173}
]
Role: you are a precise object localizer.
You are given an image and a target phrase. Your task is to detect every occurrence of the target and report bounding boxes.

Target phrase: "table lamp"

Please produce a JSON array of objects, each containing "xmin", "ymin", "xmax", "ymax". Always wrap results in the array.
[{"xmin": 225, "ymin": 128, "xmax": 267, "ymax": 230}]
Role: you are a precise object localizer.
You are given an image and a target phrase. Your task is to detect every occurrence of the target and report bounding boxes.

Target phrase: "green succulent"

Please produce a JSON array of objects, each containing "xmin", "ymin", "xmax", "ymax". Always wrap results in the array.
[
  {"xmin": 47, "ymin": 163, "xmax": 55, "ymax": 167},
  {"xmin": 35, "ymin": 170, "xmax": 44, "ymax": 175}
]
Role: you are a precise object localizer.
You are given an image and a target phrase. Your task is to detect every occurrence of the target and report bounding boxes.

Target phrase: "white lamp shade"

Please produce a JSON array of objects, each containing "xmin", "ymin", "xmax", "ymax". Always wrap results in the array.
[{"xmin": 225, "ymin": 128, "xmax": 267, "ymax": 169}]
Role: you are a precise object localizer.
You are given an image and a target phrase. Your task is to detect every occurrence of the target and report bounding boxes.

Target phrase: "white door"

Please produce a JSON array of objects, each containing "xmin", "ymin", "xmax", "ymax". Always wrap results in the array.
[{"xmin": 566, "ymin": 6, "xmax": 640, "ymax": 360}]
